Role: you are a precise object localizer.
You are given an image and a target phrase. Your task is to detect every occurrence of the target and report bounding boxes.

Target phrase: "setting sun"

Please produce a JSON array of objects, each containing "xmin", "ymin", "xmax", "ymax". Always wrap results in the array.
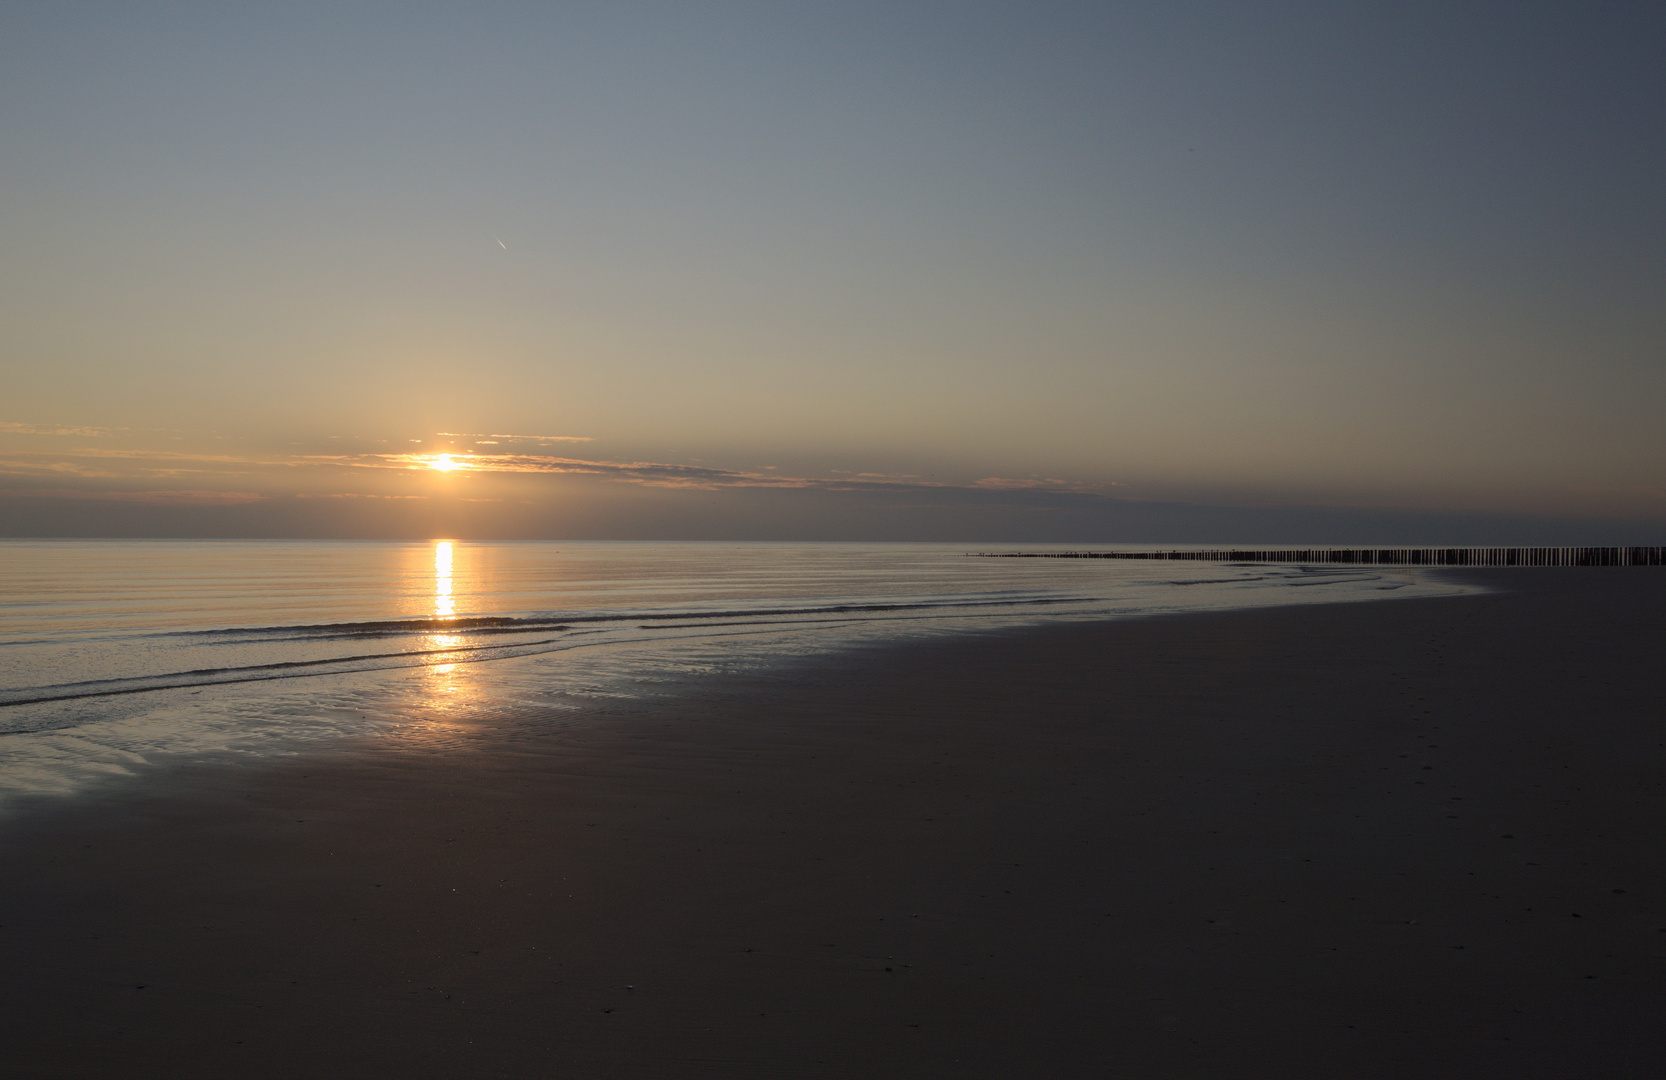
[{"xmin": 430, "ymin": 453, "xmax": 458, "ymax": 471}]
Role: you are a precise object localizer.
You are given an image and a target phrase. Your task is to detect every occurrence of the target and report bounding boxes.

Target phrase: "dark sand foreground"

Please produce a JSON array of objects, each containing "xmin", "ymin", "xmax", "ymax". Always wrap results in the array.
[{"xmin": 3, "ymin": 571, "xmax": 1664, "ymax": 1077}]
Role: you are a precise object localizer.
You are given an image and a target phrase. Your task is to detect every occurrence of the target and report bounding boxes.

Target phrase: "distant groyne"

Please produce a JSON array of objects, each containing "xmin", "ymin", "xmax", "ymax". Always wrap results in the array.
[{"xmin": 973, "ymin": 547, "xmax": 1666, "ymax": 566}]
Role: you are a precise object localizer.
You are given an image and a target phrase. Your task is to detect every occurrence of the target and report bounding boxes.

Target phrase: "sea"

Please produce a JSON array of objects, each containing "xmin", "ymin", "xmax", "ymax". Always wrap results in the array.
[{"xmin": 0, "ymin": 540, "xmax": 1466, "ymax": 806}]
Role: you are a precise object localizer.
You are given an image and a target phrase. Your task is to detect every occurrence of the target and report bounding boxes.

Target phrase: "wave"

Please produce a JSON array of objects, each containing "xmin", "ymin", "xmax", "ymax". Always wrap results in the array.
[
  {"xmin": 0, "ymin": 635, "xmax": 570, "ymax": 709},
  {"xmin": 163, "ymin": 594, "xmax": 1097, "ymax": 642},
  {"xmin": 0, "ymin": 593, "xmax": 1100, "ymax": 711}
]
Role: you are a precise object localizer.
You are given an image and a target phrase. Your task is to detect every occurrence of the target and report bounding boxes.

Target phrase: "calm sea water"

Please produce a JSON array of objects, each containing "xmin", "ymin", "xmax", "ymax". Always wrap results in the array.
[{"xmin": 0, "ymin": 540, "xmax": 1464, "ymax": 804}]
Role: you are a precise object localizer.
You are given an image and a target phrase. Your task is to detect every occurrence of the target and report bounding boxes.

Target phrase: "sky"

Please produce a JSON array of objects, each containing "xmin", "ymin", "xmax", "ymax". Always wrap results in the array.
[{"xmin": 3, "ymin": 1, "xmax": 1663, "ymax": 542}]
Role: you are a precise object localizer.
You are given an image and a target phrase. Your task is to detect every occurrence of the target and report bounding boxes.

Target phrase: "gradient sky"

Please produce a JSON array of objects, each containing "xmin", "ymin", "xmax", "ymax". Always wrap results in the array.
[{"xmin": 3, "ymin": 2, "xmax": 1663, "ymax": 541}]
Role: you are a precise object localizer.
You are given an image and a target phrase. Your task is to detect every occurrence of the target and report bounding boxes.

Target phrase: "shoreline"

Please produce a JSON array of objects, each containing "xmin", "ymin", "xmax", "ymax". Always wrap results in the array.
[
  {"xmin": 2, "ymin": 569, "xmax": 1663, "ymax": 1076},
  {"xmin": 0, "ymin": 561, "xmax": 1466, "ymax": 811}
]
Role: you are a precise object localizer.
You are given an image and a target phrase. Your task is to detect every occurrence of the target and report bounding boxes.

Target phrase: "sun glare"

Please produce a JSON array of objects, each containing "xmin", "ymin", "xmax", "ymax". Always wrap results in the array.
[{"xmin": 430, "ymin": 453, "xmax": 459, "ymax": 471}]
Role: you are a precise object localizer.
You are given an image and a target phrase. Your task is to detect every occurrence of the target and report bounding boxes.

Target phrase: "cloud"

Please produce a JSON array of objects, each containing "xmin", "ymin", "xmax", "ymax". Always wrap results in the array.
[
  {"xmin": 0, "ymin": 449, "xmax": 263, "ymax": 479},
  {"xmin": 436, "ymin": 432, "xmax": 593, "ymax": 443},
  {"xmin": 0, "ymin": 487, "xmax": 268, "ymax": 505},
  {"xmin": 973, "ymin": 476, "xmax": 1112, "ymax": 492},
  {"xmin": 361, "ymin": 451, "xmax": 773, "ymax": 486},
  {"xmin": 357, "ymin": 450, "xmax": 1120, "ymax": 498},
  {"xmin": 0, "ymin": 456, "xmax": 124, "ymax": 479},
  {"xmin": 0, "ymin": 421, "xmax": 123, "ymax": 437},
  {"xmin": 292, "ymin": 492, "xmax": 429, "ymax": 500},
  {"xmin": 0, "ymin": 441, "xmax": 1123, "ymax": 509}
]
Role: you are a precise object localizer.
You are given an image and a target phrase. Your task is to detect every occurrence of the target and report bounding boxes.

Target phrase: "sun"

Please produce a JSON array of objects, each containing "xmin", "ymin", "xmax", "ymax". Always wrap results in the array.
[{"xmin": 430, "ymin": 453, "xmax": 459, "ymax": 471}]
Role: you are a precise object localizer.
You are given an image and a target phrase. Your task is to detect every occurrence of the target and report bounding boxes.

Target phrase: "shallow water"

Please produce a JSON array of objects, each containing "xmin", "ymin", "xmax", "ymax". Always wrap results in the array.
[{"xmin": 0, "ymin": 540, "xmax": 1464, "ymax": 803}]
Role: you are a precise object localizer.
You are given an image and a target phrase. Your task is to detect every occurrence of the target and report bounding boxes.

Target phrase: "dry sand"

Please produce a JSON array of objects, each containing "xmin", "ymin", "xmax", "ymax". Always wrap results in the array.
[{"xmin": 1, "ymin": 569, "xmax": 1663, "ymax": 1077}]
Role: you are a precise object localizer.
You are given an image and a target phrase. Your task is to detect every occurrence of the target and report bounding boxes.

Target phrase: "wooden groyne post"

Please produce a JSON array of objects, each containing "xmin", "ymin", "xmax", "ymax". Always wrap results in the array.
[{"xmin": 972, "ymin": 547, "xmax": 1666, "ymax": 566}]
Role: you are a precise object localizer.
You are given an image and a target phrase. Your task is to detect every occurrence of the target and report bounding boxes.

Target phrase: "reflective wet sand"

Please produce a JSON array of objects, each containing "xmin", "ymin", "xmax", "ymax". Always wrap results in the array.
[{"xmin": 2, "ymin": 570, "xmax": 1662, "ymax": 1077}]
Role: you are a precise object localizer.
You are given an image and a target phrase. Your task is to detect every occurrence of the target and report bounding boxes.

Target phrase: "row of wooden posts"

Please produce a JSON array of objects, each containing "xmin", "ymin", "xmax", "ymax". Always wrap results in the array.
[{"xmin": 975, "ymin": 547, "xmax": 1666, "ymax": 566}]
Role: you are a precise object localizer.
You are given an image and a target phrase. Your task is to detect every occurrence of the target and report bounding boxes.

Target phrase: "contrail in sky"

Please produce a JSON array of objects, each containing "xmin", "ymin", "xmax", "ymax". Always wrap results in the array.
[{"xmin": 495, "ymin": 237, "xmax": 507, "ymax": 250}]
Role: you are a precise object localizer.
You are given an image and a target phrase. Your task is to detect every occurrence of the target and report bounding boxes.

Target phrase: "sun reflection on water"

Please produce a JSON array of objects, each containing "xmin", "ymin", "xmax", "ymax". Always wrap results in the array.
[
  {"xmin": 429, "ymin": 633, "xmax": 463, "ymax": 678},
  {"xmin": 425, "ymin": 544, "xmax": 469, "ymax": 704},
  {"xmin": 434, "ymin": 541, "xmax": 455, "ymax": 618}
]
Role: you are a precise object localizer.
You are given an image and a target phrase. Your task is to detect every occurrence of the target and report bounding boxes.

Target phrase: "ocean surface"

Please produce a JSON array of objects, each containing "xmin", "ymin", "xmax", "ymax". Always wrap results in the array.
[{"xmin": 0, "ymin": 540, "xmax": 1465, "ymax": 805}]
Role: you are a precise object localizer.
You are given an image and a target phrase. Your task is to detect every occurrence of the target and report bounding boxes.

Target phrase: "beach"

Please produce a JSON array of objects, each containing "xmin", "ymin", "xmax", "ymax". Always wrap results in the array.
[{"xmin": 2, "ymin": 569, "xmax": 1662, "ymax": 1077}]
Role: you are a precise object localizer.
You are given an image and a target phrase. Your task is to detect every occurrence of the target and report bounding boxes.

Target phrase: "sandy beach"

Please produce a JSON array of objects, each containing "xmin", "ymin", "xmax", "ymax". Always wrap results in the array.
[{"xmin": 2, "ymin": 569, "xmax": 1663, "ymax": 1077}]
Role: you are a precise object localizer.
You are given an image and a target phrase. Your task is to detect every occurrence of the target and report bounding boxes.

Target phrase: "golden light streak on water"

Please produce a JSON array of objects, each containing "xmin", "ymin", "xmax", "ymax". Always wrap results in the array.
[{"xmin": 434, "ymin": 541, "xmax": 454, "ymax": 618}]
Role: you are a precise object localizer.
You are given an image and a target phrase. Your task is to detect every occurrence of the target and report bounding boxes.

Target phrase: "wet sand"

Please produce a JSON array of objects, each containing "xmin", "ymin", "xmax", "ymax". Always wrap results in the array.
[{"xmin": 2, "ymin": 570, "xmax": 1663, "ymax": 1077}]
